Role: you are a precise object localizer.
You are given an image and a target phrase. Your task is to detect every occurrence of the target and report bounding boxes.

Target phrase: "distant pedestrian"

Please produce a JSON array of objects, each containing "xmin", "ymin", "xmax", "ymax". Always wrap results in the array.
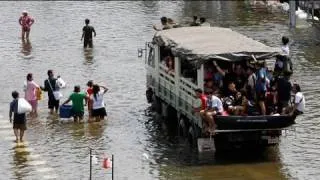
[
  {"xmin": 9, "ymin": 91, "xmax": 27, "ymax": 142},
  {"xmin": 41, "ymin": 70, "xmax": 60, "ymax": 114},
  {"xmin": 90, "ymin": 84, "xmax": 108, "ymax": 121},
  {"xmin": 18, "ymin": 10, "xmax": 34, "ymax": 40},
  {"xmin": 81, "ymin": 19, "xmax": 96, "ymax": 48},
  {"xmin": 24, "ymin": 73, "xmax": 40, "ymax": 118},
  {"xmin": 62, "ymin": 85, "xmax": 88, "ymax": 123}
]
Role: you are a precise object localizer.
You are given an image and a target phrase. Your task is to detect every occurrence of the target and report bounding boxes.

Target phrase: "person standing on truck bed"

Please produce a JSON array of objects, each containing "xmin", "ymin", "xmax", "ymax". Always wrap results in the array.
[{"xmin": 81, "ymin": 19, "xmax": 96, "ymax": 48}]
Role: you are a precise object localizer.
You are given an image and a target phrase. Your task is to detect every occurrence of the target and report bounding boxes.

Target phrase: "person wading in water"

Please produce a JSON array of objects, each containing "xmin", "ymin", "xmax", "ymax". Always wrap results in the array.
[
  {"xmin": 81, "ymin": 19, "xmax": 96, "ymax": 48},
  {"xmin": 18, "ymin": 10, "xmax": 34, "ymax": 40},
  {"xmin": 9, "ymin": 91, "xmax": 27, "ymax": 142}
]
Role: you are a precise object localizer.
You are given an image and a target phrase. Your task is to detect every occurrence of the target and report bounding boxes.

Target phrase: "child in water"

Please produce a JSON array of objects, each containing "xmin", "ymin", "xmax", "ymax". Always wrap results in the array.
[{"xmin": 9, "ymin": 91, "xmax": 27, "ymax": 142}]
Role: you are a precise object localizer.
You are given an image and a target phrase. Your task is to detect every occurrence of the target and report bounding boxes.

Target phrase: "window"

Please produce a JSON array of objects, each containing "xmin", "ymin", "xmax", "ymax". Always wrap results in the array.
[{"xmin": 180, "ymin": 59, "xmax": 197, "ymax": 84}]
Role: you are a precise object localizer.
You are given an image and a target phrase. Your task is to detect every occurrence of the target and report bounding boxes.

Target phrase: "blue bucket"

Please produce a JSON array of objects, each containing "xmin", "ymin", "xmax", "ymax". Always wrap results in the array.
[{"xmin": 59, "ymin": 105, "xmax": 73, "ymax": 118}]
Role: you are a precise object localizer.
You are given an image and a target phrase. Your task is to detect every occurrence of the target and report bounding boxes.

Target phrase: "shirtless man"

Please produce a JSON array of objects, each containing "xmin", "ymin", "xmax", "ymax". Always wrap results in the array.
[{"xmin": 19, "ymin": 10, "xmax": 35, "ymax": 40}]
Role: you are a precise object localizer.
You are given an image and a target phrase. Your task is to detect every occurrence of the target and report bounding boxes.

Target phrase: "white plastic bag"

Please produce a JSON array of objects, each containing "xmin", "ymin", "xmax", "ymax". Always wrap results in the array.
[
  {"xmin": 53, "ymin": 91, "xmax": 63, "ymax": 100},
  {"xmin": 17, "ymin": 98, "xmax": 32, "ymax": 114},
  {"xmin": 57, "ymin": 77, "xmax": 66, "ymax": 88}
]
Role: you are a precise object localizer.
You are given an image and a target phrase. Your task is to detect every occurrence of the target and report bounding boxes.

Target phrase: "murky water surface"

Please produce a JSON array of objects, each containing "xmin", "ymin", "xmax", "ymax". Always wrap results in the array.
[{"xmin": 0, "ymin": 1, "xmax": 319, "ymax": 179}]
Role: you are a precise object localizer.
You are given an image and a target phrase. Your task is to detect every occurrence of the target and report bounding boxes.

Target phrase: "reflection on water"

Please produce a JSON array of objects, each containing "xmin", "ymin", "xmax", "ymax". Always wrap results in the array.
[
  {"xmin": 12, "ymin": 144, "xmax": 30, "ymax": 180},
  {"xmin": 21, "ymin": 39, "xmax": 32, "ymax": 57},
  {"xmin": 87, "ymin": 122, "xmax": 104, "ymax": 139},
  {"xmin": 83, "ymin": 48, "xmax": 94, "ymax": 64}
]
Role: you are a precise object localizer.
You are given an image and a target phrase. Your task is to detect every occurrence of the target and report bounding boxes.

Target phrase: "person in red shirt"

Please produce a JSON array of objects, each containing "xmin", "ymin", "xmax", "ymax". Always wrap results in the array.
[
  {"xmin": 86, "ymin": 80, "xmax": 94, "ymax": 121},
  {"xmin": 193, "ymin": 88, "xmax": 207, "ymax": 113},
  {"xmin": 19, "ymin": 10, "xmax": 34, "ymax": 40}
]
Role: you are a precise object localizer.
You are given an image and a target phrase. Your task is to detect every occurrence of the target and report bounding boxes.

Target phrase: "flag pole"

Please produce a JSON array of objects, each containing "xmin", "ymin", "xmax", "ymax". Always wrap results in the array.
[
  {"xmin": 89, "ymin": 148, "xmax": 92, "ymax": 180},
  {"xmin": 112, "ymin": 154, "xmax": 114, "ymax": 180}
]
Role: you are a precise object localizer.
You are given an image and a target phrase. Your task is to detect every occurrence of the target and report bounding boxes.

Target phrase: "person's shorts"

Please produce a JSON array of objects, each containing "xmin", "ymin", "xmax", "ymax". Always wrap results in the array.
[
  {"xmin": 48, "ymin": 96, "xmax": 59, "ymax": 109},
  {"xmin": 92, "ymin": 107, "xmax": 107, "ymax": 117},
  {"xmin": 256, "ymin": 91, "xmax": 266, "ymax": 101},
  {"xmin": 71, "ymin": 110, "xmax": 84, "ymax": 118},
  {"xmin": 13, "ymin": 123, "xmax": 26, "ymax": 130},
  {"xmin": 84, "ymin": 39, "xmax": 93, "ymax": 48},
  {"xmin": 28, "ymin": 100, "xmax": 38, "ymax": 110},
  {"xmin": 22, "ymin": 26, "xmax": 30, "ymax": 32}
]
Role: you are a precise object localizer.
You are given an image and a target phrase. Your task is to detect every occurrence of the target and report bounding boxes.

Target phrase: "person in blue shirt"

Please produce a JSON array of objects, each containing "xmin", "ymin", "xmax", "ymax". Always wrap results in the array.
[{"xmin": 255, "ymin": 62, "xmax": 268, "ymax": 115}]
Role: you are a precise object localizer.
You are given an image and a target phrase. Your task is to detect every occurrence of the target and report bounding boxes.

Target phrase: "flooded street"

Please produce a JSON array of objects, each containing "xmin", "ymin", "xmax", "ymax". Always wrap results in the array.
[{"xmin": 0, "ymin": 1, "xmax": 319, "ymax": 179}]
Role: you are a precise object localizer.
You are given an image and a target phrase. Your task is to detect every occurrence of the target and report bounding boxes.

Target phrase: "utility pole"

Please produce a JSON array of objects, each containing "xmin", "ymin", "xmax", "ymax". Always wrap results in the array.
[{"xmin": 290, "ymin": 0, "xmax": 296, "ymax": 28}]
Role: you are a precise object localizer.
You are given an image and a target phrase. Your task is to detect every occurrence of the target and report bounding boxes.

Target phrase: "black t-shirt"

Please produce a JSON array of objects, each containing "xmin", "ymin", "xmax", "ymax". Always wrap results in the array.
[
  {"xmin": 223, "ymin": 72, "xmax": 236, "ymax": 95},
  {"xmin": 44, "ymin": 78, "xmax": 58, "ymax": 98},
  {"xmin": 10, "ymin": 99, "xmax": 26, "ymax": 123},
  {"xmin": 277, "ymin": 77, "xmax": 292, "ymax": 101},
  {"xmin": 83, "ymin": 25, "xmax": 95, "ymax": 39}
]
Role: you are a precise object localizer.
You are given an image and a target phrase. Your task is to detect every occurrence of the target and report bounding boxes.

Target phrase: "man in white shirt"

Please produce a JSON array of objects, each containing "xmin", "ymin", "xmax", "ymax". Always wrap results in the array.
[
  {"xmin": 201, "ymin": 90, "xmax": 223, "ymax": 134},
  {"xmin": 290, "ymin": 83, "xmax": 305, "ymax": 117},
  {"xmin": 281, "ymin": 36, "xmax": 290, "ymax": 56}
]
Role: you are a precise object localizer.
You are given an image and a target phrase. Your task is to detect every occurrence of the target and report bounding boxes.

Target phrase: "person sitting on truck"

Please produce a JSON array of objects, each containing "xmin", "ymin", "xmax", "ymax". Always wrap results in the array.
[
  {"xmin": 167, "ymin": 18, "xmax": 180, "ymax": 28},
  {"xmin": 228, "ymin": 90, "xmax": 248, "ymax": 115},
  {"xmin": 193, "ymin": 88, "xmax": 207, "ymax": 113},
  {"xmin": 289, "ymin": 83, "xmax": 305, "ymax": 117},
  {"xmin": 204, "ymin": 79, "xmax": 219, "ymax": 95},
  {"xmin": 200, "ymin": 90, "xmax": 224, "ymax": 134},
  {"xmin": 190, "ymin": 16, "xmax": 200, "ymax": 26},
  {"xmin": 225, "ymin": 82, "xmax": 238, "ymax": 98},
  {"xmin": 164, "ymin": 55, "xmax": 175, "ymax": 75},
  {"xmin": 153, "ymin": 16, "xmax": 171, "ymax": 31}
]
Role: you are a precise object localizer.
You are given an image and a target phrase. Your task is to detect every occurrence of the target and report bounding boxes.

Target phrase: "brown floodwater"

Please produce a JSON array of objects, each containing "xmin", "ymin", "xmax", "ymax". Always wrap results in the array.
[{"xmin": 0, "ymin": 1, "xmax": 319, "ymax": 179}]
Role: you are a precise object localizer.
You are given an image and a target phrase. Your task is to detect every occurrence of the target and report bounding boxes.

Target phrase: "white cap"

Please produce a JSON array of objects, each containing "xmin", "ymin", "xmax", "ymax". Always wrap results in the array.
[{"xmin": 22, "ymin": 10, "xmax": 28, "ymax": 14}]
